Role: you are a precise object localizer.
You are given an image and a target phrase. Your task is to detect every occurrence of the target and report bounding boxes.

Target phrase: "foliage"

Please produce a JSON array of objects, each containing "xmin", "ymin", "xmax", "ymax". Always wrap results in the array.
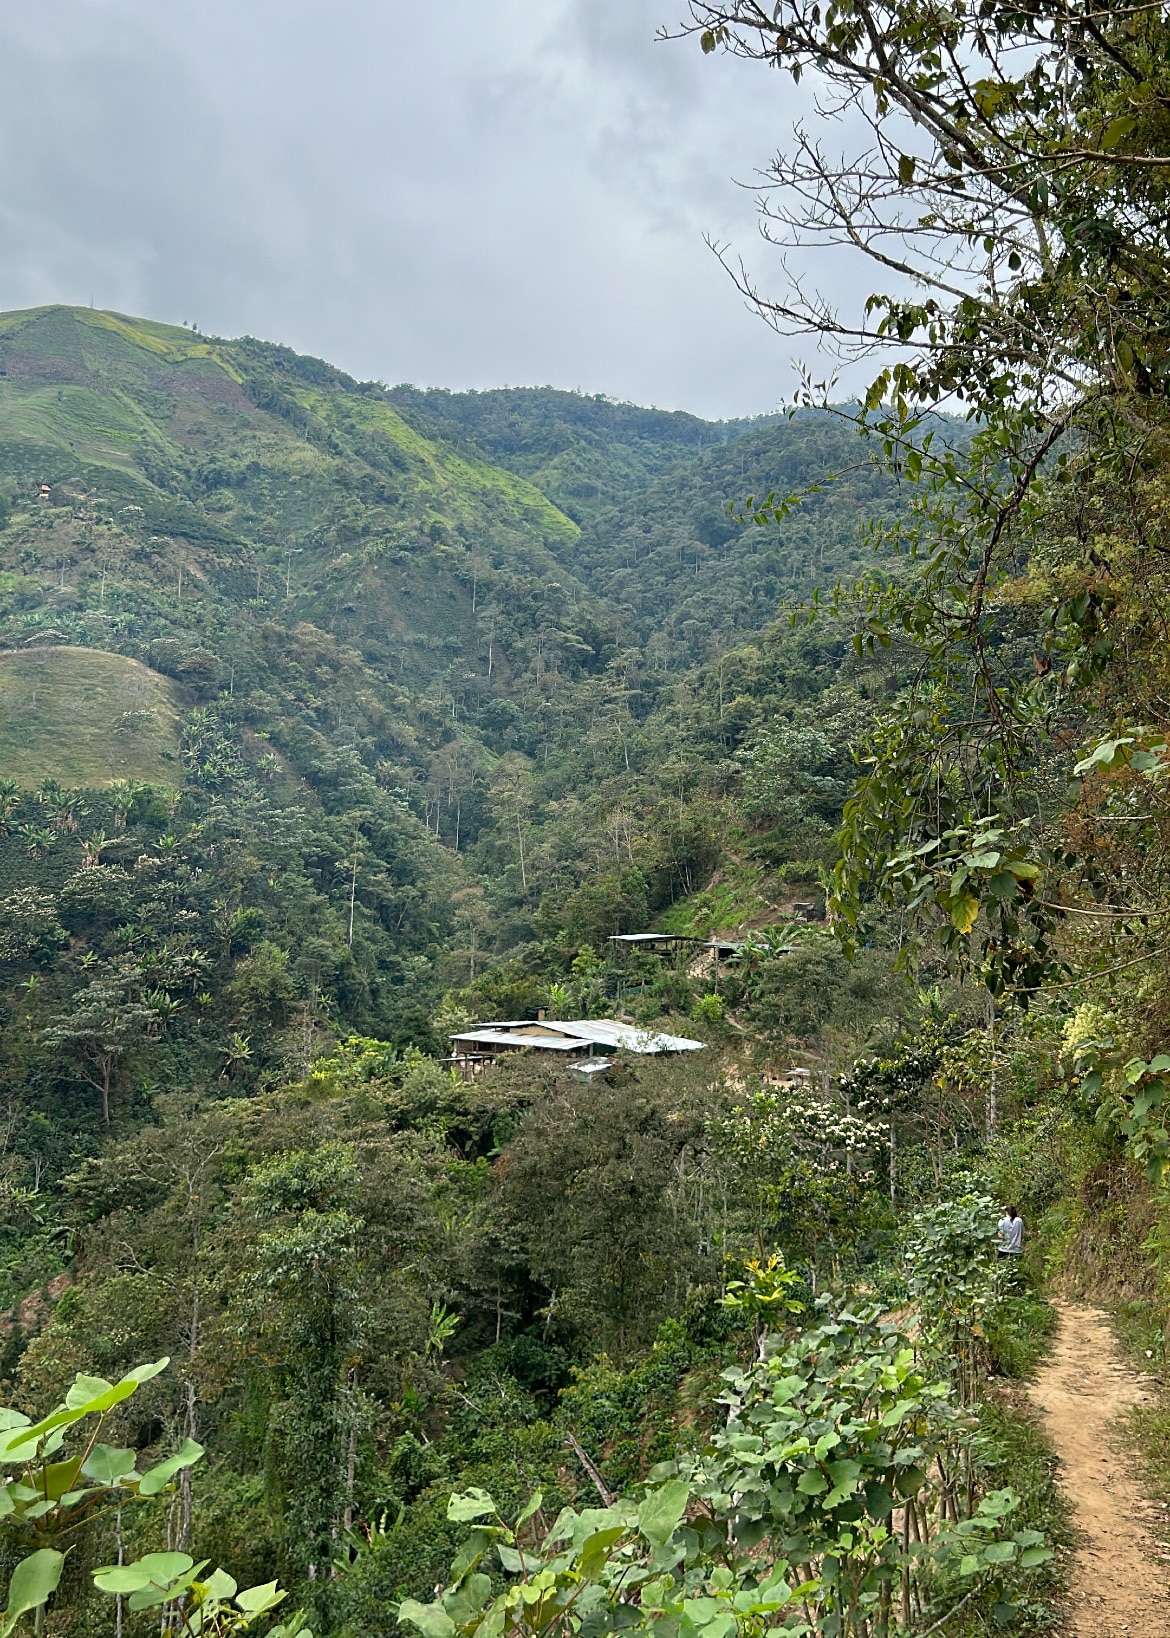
[
  {"xmin": 400, "ymin": 1302, "xmax": 1052, "ymax": 1638},
  {"xmin": 905, "ymin": 1196, "xmax": 1003, "ymax": 1405}
]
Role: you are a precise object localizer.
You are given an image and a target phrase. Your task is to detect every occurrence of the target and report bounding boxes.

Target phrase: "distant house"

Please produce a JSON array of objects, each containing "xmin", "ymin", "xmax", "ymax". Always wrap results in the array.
[
  {"xmin": 608, "ymin": 931, "xmax": 754, "ymax": 979},
  {"xmin": 447, "ymin": 1017, "xmax": 705, "ymax": 1072}
]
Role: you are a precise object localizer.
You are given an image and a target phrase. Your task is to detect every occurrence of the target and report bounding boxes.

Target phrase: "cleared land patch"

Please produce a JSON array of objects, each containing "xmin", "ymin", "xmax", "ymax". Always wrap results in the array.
[{"xmin": 0, "ymin": 646, "xmax": 183, "ymax": 787}]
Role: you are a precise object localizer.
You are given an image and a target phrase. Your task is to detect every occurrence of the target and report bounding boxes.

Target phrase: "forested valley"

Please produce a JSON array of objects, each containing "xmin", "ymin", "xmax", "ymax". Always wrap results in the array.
[{"xmin": 5, "ymin": 4, "xmax": 1170, "ymax": 1635}]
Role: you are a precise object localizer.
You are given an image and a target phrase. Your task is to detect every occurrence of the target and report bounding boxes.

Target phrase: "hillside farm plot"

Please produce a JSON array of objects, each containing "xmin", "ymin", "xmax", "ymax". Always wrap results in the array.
[{"xmin": 0, "ymin": 646, "xmax": 183, "ymax": 787}]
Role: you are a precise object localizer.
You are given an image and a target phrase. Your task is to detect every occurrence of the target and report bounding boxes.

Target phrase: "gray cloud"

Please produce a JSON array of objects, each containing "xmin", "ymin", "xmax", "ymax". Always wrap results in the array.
[{"xmin": 0, "ymin": 0, "xmax": 869, "ymax": 417}]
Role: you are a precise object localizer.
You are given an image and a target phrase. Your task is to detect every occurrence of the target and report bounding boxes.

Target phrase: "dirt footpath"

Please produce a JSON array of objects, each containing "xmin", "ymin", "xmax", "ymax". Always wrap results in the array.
[{"xmin": 1029, "ymin": 1300, "xmax": 1170, "ymax": 1635}]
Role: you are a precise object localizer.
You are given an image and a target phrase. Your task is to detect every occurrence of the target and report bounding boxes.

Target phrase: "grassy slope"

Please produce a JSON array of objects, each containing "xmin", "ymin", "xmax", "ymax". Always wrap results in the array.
[
  {"xmin": 0, "ymin": 646, "xmax": 182, "ymax": 786},
  {"xmin": 0, "ymin": 307, "xmax": 604, "ymax": 732}
]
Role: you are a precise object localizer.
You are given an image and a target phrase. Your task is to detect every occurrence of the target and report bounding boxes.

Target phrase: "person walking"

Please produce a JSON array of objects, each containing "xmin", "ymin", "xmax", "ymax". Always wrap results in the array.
[{"xmin": 997, "ymin": 1204, "xmax": 1024, "ymax": 1256}]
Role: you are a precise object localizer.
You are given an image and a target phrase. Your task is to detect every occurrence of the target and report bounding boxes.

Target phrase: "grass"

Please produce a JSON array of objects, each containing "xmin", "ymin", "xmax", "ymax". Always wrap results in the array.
[
  {"xmin": 0, "ymin": 646, "xmax": 183, "ymax": 787},
  {"xmin": 988, "ymin": 1286, "xmax": 1059, "ymax": 1381},
  {"xmin": 657, "ymin": 857, "xmax": 792, "ymax": 938}
]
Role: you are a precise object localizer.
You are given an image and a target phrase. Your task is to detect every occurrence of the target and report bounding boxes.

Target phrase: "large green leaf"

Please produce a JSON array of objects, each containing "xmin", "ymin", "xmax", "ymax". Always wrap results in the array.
[
  {"xmin": 447, "ymin": 1488, "xmax": 496, "ymax": 1522},
  {"xmin": 82, "ymin": 1444, "xmax": 138, "ymax": 1486},
  {"xmin": 40, "ymin": 1457, "xmax": 84, "ymax": 1501},
  {"xmin": 578, "ymin": 1524, "xmax": 626, "ymax": 1578},
  {"xmin": 138, "ymin": 1437, "xmax": 204, "ymax": 1496},
  {"xmin": 235, "ymin": 1579, "xmax": 286, "ymax": 1615},
  {"xmin": 65, "ymin": 1375, "xmax": 115, "ymax": 1410},
  {"xmin": 203, "ymin": 1568, "xmax": 237, "ymax": 1602},
  {"xmin": 636, "ymin": 1479, "xmax": 689, "ymax": 1547},
  {"xmin": 128, "ymin": 1564, "xmax": 206, "ymax": 1614},
  {"xmin": 93, "ymin": 1551, "xmax": 195, "ymax": 1595},
  {"xmin": 0, "ymin": 1551, "xmax": 65, "ymax": 1638},
  {"xmin": 398, "ymin": 1597, "xmax": 457, "ymax": 1638}
]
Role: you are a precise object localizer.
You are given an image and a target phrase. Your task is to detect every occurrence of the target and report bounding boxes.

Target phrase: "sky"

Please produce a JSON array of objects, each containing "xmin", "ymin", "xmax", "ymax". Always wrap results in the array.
[{"xmin": 0, "ymin": 1, "xmax": 860, "ymax": 420}]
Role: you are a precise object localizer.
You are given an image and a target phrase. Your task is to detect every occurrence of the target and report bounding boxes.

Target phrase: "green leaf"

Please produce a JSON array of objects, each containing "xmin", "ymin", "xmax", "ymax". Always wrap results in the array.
[
  {"xmin": 637, "ymin": 1479, "xmax": 689, "ymax": 1546},
  {"xmin": 1005, "ymin": 860, "xmax": 1041, "ymax": 880},
  {"xmin": 203, "ymin": 1568, "xmax": 237, "ymax": 1602},
  {"xmin": 983, "ymin": 1540, "xmax": 1017, "ymax": 1563},
  {"xmin": 1019, "ymin": 1546, "xmax": 1053, "ymax": 1568},
  {"xmin": 514, "ymin": 1490, "xmax": 542, "ymax": 1529},
  {"xmin": 448, "ymin": 1487, "xmax": 496, "ymax": 1522},
  {"xmin": 986, "ymin": 871, "xmax": 1018, "ymax": 899},
  {"xmin": 797, "ymin": 1468, "xmax": 828, "ymax": 1495},
  {"xmin": 138, "ymin": 1438, "xmax": 204, "ymax": 1496},
  {"xmin": 235, "ymin": 1580, "xmax": 286, "ymax": 1615},
  {"xmin": 0, "ymin": 1551, "xmax": 65, "ymax": 1636},
  {"xmin": 1102, "ymin": 114, "xmax": 1138, "ymax": 149},
  {"xmin": 93, "ymin": 1552, "xmax": 195, "ymax": 1596},
  {"xmin": 579, "ymin": 1524, "xmax": 627, "ymax": 1577},
  {"xmin": 1074, "ymin": 738, "xmax": 1132, "ymax": 776},
  {"xmin": 128, "ymin": 1566, "xmax": 206, "ymax": 1614},
  {"xmin": 81, "ymin": 1444, "xmax": 138, "ymax": 1486},
  {"xmin": 950, "ymin": 893, "xmax": 980, "ymax": 934},
  {"xmin": 898, "ymin": 154, "xmax": 916, "ymax": 186},
  {"xmin": 65, "ymin": 1375, "xmax": 114, "ymax": 1409},
  {"xmin": 398, "ymin": 1597, "xmax": 457, "ymax": 1638},
  {"xmin": 0, "ymin": 1420, "xmax": 36, "ymax": 1466},
  {"xmin": 56, "ymin": 1358, "xmax": 169, "ymax": 1422}
]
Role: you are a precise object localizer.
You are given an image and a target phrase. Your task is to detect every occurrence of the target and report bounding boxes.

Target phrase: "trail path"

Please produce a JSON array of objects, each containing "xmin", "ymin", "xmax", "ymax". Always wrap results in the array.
[{"xmin": 1029, "ymin": 1300, "xmax": 1170, "ymax": 1635}]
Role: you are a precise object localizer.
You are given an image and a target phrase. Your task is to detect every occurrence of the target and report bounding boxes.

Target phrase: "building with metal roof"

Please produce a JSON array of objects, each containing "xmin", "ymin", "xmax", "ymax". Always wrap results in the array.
[
  {"xmin": 448, "ymin": 1017, "xmax": 705, "ymax": 1065},
  {"xmin": 608, "ymin": 933, "xmax": 747, "ymax": 957}
]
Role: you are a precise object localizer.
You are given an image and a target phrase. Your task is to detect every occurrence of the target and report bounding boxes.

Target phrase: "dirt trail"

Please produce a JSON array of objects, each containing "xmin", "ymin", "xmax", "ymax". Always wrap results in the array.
[{"xmin": 1029, "ymin": 1300, "xmax": 1170, "ymax": 1635}]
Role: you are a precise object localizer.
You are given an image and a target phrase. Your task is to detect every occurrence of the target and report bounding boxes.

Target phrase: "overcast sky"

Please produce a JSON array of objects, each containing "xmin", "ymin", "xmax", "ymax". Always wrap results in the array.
[{"xmin": 0, "ymin": 1, "xmax": 855, "ymax": 419}]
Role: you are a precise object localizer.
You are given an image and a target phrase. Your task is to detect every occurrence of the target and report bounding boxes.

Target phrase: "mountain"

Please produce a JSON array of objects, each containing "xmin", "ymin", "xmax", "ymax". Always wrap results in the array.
[
  {"xmin": 0, "ymin": 304, "xmax": 908, "ymax": 1082},
  {"xmin": 0, "ymin": 308, "xmax": 965, "ymax": 1637}
]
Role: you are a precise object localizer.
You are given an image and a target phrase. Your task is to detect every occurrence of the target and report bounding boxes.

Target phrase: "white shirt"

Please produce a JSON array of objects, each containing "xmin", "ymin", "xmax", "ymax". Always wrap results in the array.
[{"xmin": 998, "ymin": 1214, "xmax": 1024, "ymax": 1253}]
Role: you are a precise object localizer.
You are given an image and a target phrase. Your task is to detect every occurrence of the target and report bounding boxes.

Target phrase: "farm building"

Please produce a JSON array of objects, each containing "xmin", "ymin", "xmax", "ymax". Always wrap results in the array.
[{"xmin": 447, "ymin": 1017, "xmax": 705, "ymax": 1074}]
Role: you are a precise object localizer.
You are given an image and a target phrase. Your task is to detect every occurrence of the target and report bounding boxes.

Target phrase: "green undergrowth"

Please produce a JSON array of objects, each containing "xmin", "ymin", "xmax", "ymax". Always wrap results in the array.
[
  {"xmin": 953, "ymin": 1396, "xmax": 1070, "ymax": 1636},
  {"xmin": 987, "ymin": 1289, "xmax": 1058, "ymax": 1382},
  {"xmin": 332, "ymin": 1310, "xmax": 739, "ymax": 1635}
]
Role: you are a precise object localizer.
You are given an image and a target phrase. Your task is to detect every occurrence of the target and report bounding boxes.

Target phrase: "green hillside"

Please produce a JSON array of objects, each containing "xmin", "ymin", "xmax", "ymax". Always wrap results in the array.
[
  {"xmin": 0, "ymin": 307, "xmax": 1073, "ymax": 1638},
  {"xmin": 0, "ymin": 306, "xmax": 912, "ymax": 1015},
  {"xmin": 0, "ymin": 645, "xmax": 182, "ymax": 786}
]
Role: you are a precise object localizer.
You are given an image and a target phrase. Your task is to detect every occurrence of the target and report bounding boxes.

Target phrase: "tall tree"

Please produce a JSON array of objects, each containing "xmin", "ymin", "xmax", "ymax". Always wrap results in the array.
[{"xmin": 686, "ymin": 3, "xmax": 1170, "ymax": 997}]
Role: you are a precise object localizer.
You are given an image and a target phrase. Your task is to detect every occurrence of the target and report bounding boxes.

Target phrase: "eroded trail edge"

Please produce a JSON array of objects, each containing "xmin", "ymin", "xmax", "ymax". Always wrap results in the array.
[{"xmin": 1028, "ymin": 1300, "xmax": 1170, "ymax": 1635}]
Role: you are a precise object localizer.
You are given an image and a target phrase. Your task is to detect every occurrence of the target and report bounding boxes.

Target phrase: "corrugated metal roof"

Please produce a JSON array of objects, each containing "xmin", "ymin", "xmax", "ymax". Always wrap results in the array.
[
  {"xmin": 609, "ymin": 933, "xmax": 746, "ymax": 954},
  {"xmin": 549, "ymin": 1020, "xmax": 704, "ymax": 1053},
  {"xmin": 449, "ymin": 1018, "xmax": 705, "ymax": 1055},
  {"xmin": 449, "ymin": 1029, "xmax": 582, "ymax": 1052}
]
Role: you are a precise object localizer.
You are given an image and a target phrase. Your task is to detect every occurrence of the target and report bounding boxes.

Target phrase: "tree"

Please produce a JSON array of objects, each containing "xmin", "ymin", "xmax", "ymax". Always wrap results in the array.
[
  {"xmin": 686, "ymin": 4, "xmax": 1170, "ymax": 1002},
  {"xmin": 42, "ymin": 978, "xmax": 155, "ymax": 1123},
  {"xmin": 242, "ymin": 1146, "xmax": 367, "ymax": 1616}
]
